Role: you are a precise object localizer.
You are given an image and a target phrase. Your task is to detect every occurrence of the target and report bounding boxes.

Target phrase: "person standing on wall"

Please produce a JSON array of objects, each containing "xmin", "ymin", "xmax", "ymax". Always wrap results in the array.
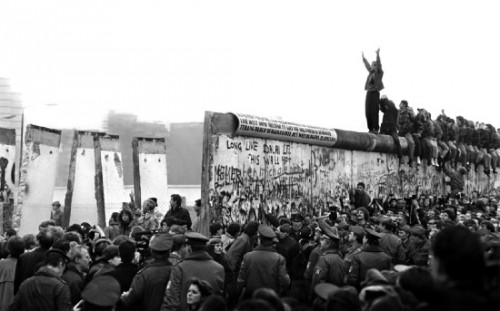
[{"xmin": 362, "ymin": 48, "xmax": 384, "ymax": 134}]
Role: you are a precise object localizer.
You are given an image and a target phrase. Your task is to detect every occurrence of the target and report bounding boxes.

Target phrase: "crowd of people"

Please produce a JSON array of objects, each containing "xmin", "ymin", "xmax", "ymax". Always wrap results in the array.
[
  {"xmin": 0, "ymin": 186, "xmax": 498, "ymax": 311},
  {"xmin": 0, "ymin": 49, "xmax": 498, "ymax": 310},
  {"xmin": 364, "ymin": 49, "xmax": 500, "ymax": 175}
]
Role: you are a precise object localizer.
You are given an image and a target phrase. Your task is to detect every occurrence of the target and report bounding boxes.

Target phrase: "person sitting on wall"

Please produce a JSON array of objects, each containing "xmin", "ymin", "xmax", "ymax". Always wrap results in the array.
[{"xmin": 379, "ymin": 95, "xmax": 403, "ymax": 165}]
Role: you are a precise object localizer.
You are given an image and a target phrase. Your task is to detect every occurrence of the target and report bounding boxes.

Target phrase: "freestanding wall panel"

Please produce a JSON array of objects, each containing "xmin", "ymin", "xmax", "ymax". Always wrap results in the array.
[
  {"xmin": 98, "ymin": 135, "xmax": 126, "ymax": 222},
  {"xmin": 17, "ymin": 125, "xmax": 61, "ymax": 235},
  {"xmin": 132, "ymin": 137, "xmax": 168, "ymax": 214},
  {"xmin": 65, "ymin": 131, "xmax": 101, "ymax": 227},
  {"xmin": 0, "ymin": 127, "xmax": 16, "ymax": 234}
]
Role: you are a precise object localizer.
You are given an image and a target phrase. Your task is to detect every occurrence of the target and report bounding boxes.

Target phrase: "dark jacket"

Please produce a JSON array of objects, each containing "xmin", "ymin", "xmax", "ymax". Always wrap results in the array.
[
  {"xmin": 276, "ymin": 235, "xmax": 300, "ymax": 278},
  {"xmin": 470, "ymin": 127, "xmax": 480, "ymax": 146},
  {"xmin": 478, "ymin": 128, "xmax": 490, "ymax": 149},
  {"xmin": 347, "ymin": 245, "xmax": 392, "ymax": 288},
  {"xmin": 363, "ymin": 54, "xmax": 384, "ymax": 92},
  {"xmin": 448, "ymin": 123, "xmax": 458, "ymax": 141},
  {"xmin": 398, "ymin": 106, "xmax": 415, "ymax": 136},
  {"xmin": 10, "ymin": 266, "xmax": 71, "ymax": 311},
  {"xmin": 105, "ymin": 262, "xmax": 139, "ymax": 293},
  {"xmin": 311, "ymin": 249, "xmax": 347, "ymax": 288},
  {"xmin": 304, "ymin": 244, "xmax": 321, "ymax": 281},
  {"xmin": 226, "ymin": 233, "xmax": 254, "ymax": 273},
  {"xmin": 437, "ymin": 116, "xmax": 449, "ymax": 141},
  {"xmin": 379, "ymin": 230, "xmax": 406, "ymax": 264},
  {"xmin": 162, "ymin": 251, "xmax": 225, "ymax": 311},
  {"xmin": 237, "ymin": 245, "xmax": 290, "ymax": 296},
  {"xmin": 14, "ymin": 247, "xmax": 49, "ymax": 294},
  {"xmin": 433, "ymin": 120, "xmax": 443, "ymax": 140},
  {"xmin": 61, "ymin": 264, "xmax": 85, "ymax": 306},
  {"xmin": 165, "ymin": 207, "xmax": 192, "ymax": 230},
  {"xmin": 353, "ymin": 190, "xmax": 371, "ymax": 209},
  {"xmin": 490, "ymin": 131, "xmax": 500, "ymax": 149},
  {"xmin": 411, "ymin": 110, "xmax": 425, "ymax": 136},
  {"xmin": 422, "ymin": 117, "xmax": 435, "ymax": 139},
  {"xmin": 120, "ymin": 258, "xmax": 171, "ymax": 311},
  {"xmin": 379, "ymin": 98, "xmax": 399, "ymax": 134},
  {"xmin": 119, "ymin": 209, "xmax": 135, "ymax": 237}
]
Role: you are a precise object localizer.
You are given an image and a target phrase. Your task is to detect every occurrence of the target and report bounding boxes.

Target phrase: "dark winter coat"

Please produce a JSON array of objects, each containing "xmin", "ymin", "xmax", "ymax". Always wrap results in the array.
[
  {"xmin": 120, "ymin": 258, "xmax": 171, "ymax": 311},
  {"xmin": 14, "ymin": 246, "xmax": 49, "ymax": 294},
  {"xmin": 276, "ymin": 235, "xmax": 300, "ymax": 278},
  {"xmin": 470, "ymin": 128, "xmax": 480, "ymax": 146},
  {"xmin": 105, "ymin": 262, "xmax": 139, "ymax": 293},
  {"xmin": 433, "ymin": 120, "xmax": 443, "ymax": 140},
  {"xmin": 448, "ymin": 124, "xmax": 458, "ymax": 141},
  {"xmin": 237, "ymin": 245, "xmax": 290, "ymax": 296},
  {"xmin": 311, "ymin": 249, "xmax": 347, "ymax": 288},
  {"xmin": 61, "ymin": 264, "xmax": 85, "ymax": 306},
  {"xmin": 165, "ymin": 207, "xmax": 192, "ymax": 230},
  {"xmin": 379, "ymin": 230, "xmax": 406, "ymax": 264},
  {"xmin": 437, "ymin": 117, "xmax": 449, "ymax": 141},
  {"xmin": 10, "ymin": 266, "xmax": 71, "ymax": 311},
  {"xmin": 422, "ymin": 119, "xmax": 435, "ymax": 138},
  {"xmin": 490, "ymin": 132, "xmax": 500, "ymax": 149},
  {"xmin": 162, "ymin": 251, "xmax": 224, "ymax": 311},
  {"xmin": 347, "ymin": 245, "xmax": 392, "ymax": 288},
  {"xmin": 379, "ymin": 99, "xmax": 399, "ymax": 134},
  {"xmin": 398, "ymin": 106, "xmax": 415, "ymax": 136},
  {"xmin": 478, "ymin": 128, "xmax": 490, "ymax": 149},
  {"xmin": 412, "ymin": 110, "xmax": 426, "ymax": 136}
]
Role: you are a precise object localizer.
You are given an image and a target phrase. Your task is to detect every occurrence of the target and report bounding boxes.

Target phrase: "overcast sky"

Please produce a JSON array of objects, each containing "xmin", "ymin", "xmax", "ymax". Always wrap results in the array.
[{"xmin": 1, "ymin": 1, "xmax": 499, "ymax": 132}]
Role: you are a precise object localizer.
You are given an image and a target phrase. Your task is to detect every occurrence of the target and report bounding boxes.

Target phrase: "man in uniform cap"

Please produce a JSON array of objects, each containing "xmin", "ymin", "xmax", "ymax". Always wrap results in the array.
[
  {"xmin": 79, "ymin": 275, "xmax": 121, "ymax": 310},
  {"xmin": 311, "ymin": 219, "xmax": 347, "ymax": 290},
  {"xmin": 11, "ymin": 249, "xmax": 71, "ymax": 311},
  {"xmin": 347, "ymin": 228, "xmax": 392, "ymax": 289},
  {"xmin": 237, "ymin": 224, "xmax": 290, "ymax": 299},
  {"xmin": 162, "ymin": 231, "xmax": 224, "ymax": 311},
  {"xmin": 120, "ymin": 233, "xmax": 174, "ymax": 311}
]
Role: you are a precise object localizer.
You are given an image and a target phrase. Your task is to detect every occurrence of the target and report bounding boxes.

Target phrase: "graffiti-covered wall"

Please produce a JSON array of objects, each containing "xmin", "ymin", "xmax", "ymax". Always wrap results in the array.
[{"xmin": 201, "ymin": 112, "xmax": 500, "ymax": 231}]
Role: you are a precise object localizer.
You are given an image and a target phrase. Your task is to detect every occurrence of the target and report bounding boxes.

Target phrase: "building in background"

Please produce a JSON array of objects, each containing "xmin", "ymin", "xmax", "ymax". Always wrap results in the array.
[{"xmin": 0, "ymin": 78, "xmax": 22, "ymax": 186}]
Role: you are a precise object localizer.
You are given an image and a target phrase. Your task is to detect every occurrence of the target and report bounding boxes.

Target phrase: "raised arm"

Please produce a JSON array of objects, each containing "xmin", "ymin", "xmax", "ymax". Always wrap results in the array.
[
  {"xmin": 362, "ymin": 52, "xmax": 371, "ymax": 72},
  {"xmin": 375, "ymin": 48, "xmax": 382, "ymax": 71}
]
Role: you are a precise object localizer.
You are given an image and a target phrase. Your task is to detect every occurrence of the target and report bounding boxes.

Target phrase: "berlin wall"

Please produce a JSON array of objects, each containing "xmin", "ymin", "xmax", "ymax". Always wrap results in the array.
[
  {"xmin": 132, "ymin": 137, "xmax": 169, "ymax": 214},
  {"xmin": 16, "ymin": 125, "xmax": 62, "ymax": 235},
  {"xmin": 200, "ymin": 111, "xmax": 500, "ymax": 237},
  {"xmin": 64, "ymin": 131, "xmax": 127, "ymax": 228},
  {"xmin": 0, "ymin": 127, "xmax": 16, "ymax": 233}
]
